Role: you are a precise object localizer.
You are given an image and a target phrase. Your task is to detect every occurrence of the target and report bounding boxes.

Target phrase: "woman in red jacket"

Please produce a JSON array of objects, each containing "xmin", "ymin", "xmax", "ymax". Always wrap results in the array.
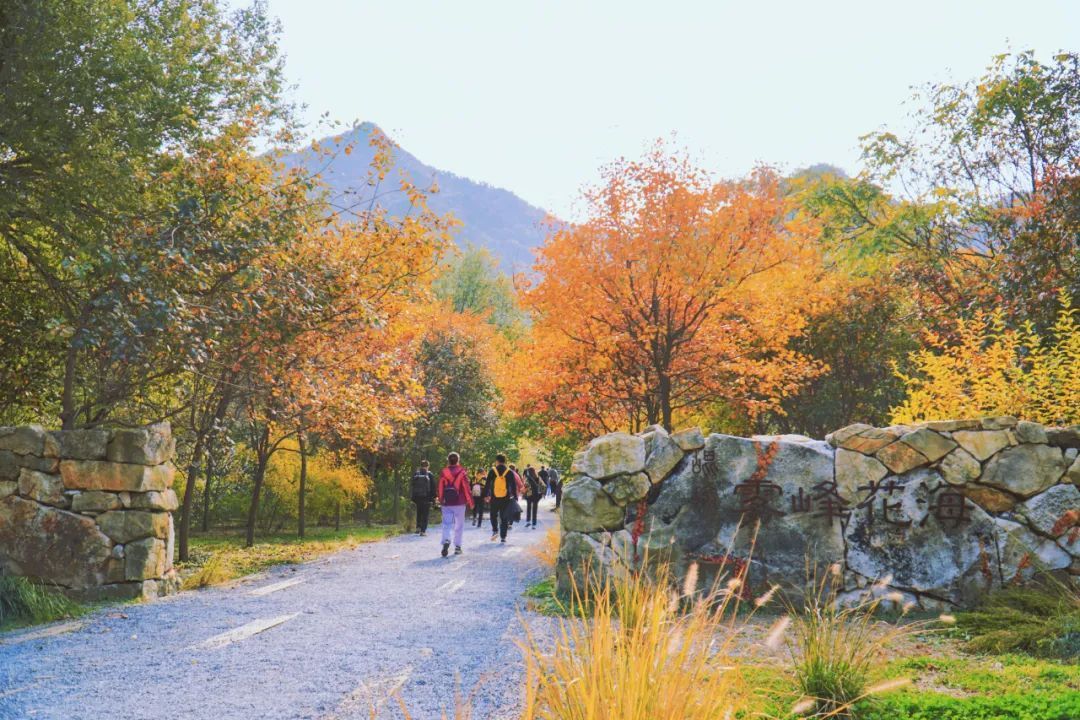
[{"xmin": 437, "ymin": 452, "xmax": 474, "ymax": 557}]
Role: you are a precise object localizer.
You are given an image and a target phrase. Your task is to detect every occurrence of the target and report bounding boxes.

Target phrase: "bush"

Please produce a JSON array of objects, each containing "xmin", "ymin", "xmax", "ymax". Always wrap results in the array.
[
  {"xmin": 859, "ymin": 691, "xmax": 1080, "ymax": 720},
  {"xmin": 0, "ymin": 574, "xmax": 83, "ymax": 628},
  {"xmin": 953, "ymin": 584, "xmax": 1080, "ymax": 659}
]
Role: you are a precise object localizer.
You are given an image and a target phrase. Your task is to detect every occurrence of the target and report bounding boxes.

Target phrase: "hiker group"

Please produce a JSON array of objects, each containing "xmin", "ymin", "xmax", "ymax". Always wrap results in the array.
[{"xmin": 409, "ymin": 453, "xmax": 562, "ymax": 557}]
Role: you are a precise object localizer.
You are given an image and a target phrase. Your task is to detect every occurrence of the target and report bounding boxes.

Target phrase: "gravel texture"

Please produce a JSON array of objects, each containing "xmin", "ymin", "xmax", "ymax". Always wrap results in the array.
[{"xmin": 0, "ymin": 502, "xmax": 555, "ymax": 720}]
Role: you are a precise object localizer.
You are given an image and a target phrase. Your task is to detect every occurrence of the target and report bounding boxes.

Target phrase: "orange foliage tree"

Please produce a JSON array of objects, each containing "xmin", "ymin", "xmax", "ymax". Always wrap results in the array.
[{"xmin": 516, "ymin": 147, "xmax": 826, "ymax": 435}]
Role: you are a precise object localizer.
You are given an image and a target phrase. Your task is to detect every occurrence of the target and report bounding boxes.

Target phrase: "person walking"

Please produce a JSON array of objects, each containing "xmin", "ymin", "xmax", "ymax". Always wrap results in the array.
[
  {"xmin": 471, "ymin": 471, "xmax": 486, "ymax": 527},
  {"xmin": 485, "ymin": 454, "xmax": 519, "ymax": 543},
  {"xmin": 410, "ymin": 460, "xmax": 435, "ymax": 536},
  {"xmin": 538, "ymin": 466, "xmax": 550, "ymax": 498},
  {"xmin": 437, "ymin": 452, "xmax": 473, "ymax": 557},
  {"xmin": 550, "ymin": 466, "xmax": 563, "ymax": 510},
  {"xmin": 524, "ymin": 465, "xmax": 542, "ymax": 528}
]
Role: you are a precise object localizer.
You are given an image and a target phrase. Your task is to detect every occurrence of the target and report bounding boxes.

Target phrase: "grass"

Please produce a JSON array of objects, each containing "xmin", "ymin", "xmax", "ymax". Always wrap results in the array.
[
  {"xmin": 785, "ymin": 568, "xmax": 921, "ymax": 718},
  {"xmin": 0, "ymin": 574, "xmax": 85, "ymax": 630},
  {"xmin": 949, "ymin": 583, "xmax": 1080, "ymax": 659},
  {"xmin": 179, "ymin": 523, "xmax": 397, "ymax": 590},
  {"xmin": 518, "ymin": 562, "xmax": 749, "ymax": 720}
]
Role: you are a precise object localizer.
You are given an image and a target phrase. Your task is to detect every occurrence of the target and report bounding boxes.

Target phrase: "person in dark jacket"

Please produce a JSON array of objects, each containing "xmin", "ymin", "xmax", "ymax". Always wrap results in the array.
[
  {"xmin": 409, "ymin": 460, "xmax": 436, "ymax": 536},
  {"xmin": 471, "ymin": 470, "xmax": 486, "ymax": 527},
  {"xmin": 523, "ymin": 466, "xmax": 543, "ymax": 528},
  {"xmin": 550, "ymin": 466, "xmax": 563, "ymax": 510},
  {"xmin": 484, "ymin": 454, "xmax": 522, "ymax": 543}
]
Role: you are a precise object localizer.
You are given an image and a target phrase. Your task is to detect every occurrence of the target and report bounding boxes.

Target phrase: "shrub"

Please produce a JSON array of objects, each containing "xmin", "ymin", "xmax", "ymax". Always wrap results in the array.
[
  {"xmin": 0, "ymin": 573, "xmax": 82, "ymax": 628},
  {"xmin": 953, "ymin": 584, "xmax": 1080, "ymax": 659}
]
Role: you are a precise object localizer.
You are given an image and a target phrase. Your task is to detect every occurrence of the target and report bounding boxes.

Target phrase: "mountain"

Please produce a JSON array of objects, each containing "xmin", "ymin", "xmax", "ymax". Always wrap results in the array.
[{"xmin": 281, "ymin": 122, "xmax": 550, "ymax": 272}]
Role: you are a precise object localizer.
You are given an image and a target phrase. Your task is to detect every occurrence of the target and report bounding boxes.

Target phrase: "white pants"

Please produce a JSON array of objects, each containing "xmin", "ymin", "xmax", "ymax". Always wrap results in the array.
[{"xmin": 441, "ymin": 504, "xmax": 466, "ymax": 547}]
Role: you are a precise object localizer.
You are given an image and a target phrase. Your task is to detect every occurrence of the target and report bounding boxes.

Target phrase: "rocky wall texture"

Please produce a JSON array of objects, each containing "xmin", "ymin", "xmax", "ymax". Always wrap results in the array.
[
  {"xmin": 557, "ymin": 418, "xmax": 1080, "ymax": 610},
  {"xmin": 0, "ymin": 423, "xmax": 180, "ymax": 601}
]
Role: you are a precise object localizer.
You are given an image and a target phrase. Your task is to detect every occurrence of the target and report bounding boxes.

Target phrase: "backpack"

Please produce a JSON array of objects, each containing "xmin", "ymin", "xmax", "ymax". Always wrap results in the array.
[
  {"xmin": 492, "ymin": 466, "xmax": 509, "ymax": 498},
  {"xmin": 410, "ymin": 470, "xmax": 430, "ymax": 499},
  {"xmin": 441, "ymin": 467, "xmax": 465, "ymax": 505}
]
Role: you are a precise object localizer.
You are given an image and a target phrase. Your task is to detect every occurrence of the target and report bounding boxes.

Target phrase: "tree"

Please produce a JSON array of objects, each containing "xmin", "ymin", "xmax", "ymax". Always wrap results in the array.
[
  {"xmin": 518, "ymin": 146, "xmax": 825, "ymax": 434},
  {"xmin": 0, "ymin": 0, "xmax": 290, "ymax": 427}
]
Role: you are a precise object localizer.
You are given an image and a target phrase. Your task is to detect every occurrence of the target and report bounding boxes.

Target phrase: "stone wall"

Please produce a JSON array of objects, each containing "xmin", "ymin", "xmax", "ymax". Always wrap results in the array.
[
  {"xmin": 0, "ymin": 423, "xmax": 179, "ymax": 601},
  {"xmin": 558, "ymin": 418, "xmax": 1080, "ymax": 610}
]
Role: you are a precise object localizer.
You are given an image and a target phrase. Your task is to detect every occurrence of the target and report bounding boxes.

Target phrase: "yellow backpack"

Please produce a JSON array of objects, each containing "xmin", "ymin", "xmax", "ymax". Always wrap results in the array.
[{"xmin": 493, "ymin": 466, "xmax": 509, "ymax": 498}]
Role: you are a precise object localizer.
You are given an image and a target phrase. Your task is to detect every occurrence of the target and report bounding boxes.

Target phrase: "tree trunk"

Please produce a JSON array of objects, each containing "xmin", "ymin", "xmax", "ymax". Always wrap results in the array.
[
  {"xmin": 178, "ymin": 433, "xmax": 206, "ymax": 563},
  {"xmin": 245, "ymin": 453, "xmax": 269, "ymax": 548},
  {"xmin": 334, "ymin": 500, "xmax": 341, "ymax": 531},
  {"xmin": 659, "ymin": 372, "xmax": 673, "ymax": 432},
  {"xmin": 297, "ymin": 431, "xmax": 307, "ymax": 539},
  {"xmin": 200, "ymin": 437, "xmax": 215, "ymax": 533},
  {"xmin": 59, "ymin": 338, "xmax": 79, "ymax": 430}
]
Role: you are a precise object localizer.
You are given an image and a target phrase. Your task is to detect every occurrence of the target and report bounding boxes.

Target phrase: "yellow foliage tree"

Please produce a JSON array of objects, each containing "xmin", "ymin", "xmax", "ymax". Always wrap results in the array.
[
  {"xmin": 264, "ymin": 439, "xmax": 372, "ymax": 524},
  {"xmin": 892, "ymin": 292, "xmax": 1080, "ymax": 426}
]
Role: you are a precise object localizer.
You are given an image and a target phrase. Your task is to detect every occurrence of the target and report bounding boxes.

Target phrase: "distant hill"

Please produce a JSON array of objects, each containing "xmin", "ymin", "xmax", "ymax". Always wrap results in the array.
[{"xmin": 281, "ymin": 122, "xmax": 550, "ymax": 272}]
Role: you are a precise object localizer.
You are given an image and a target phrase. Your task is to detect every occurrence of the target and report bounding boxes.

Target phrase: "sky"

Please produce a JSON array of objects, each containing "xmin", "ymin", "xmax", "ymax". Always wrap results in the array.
[{"xmin": 255, "ymin": 0, "xmax": 1079, "ymax": 220}]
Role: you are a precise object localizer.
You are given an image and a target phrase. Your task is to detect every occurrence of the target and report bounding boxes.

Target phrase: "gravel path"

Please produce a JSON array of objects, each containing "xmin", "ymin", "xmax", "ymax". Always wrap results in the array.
[{"xmin": 0, "ymin": 501, "xmax": 556, "ymax": 720}]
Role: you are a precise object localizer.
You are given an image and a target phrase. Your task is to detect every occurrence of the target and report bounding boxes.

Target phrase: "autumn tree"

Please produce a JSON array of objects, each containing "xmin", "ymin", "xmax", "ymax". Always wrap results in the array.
[{"xmin": 519, "ymin": 147, "xmax": 825, "ymax": 434}]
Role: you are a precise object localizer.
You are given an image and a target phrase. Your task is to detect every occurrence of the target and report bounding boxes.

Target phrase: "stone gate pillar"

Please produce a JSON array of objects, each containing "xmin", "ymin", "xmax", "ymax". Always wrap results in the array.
[{"xmin": 0, "ymin": 422, "xmax": 180, "ymax": 601}]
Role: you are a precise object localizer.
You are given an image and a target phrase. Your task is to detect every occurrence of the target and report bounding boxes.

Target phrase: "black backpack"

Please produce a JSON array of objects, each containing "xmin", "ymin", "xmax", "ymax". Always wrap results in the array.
[{"xmin": 410, "ymin": 470, "xmax": 430, "ymax": 499}]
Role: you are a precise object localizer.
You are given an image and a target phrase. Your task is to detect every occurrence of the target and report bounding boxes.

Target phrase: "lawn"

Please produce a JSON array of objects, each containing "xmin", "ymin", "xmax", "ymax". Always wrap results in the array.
[{"xmin": 178, "ymin": 523, "xmax": 398, "ymax": 589}]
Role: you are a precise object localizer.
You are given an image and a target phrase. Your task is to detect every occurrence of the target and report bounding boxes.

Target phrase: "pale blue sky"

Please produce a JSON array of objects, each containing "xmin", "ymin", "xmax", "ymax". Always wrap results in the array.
[{"xmin": 257, "ymin": 0, "xmax": 1079, "ymax": 219}]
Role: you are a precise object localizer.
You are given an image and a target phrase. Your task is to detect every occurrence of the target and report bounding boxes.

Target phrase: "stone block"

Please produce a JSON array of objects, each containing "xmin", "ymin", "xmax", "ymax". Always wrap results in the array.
[
  {"xmin": 826, "ymin": 423, "xmax": 872, "ymax": 447},
  {"xmin": 671, "ymin": 427, "xmax": 706, "ymax": 451},
  {"xmin": 921, "ymin": 419, "xmax": 980, "ymax": 432},
  {"xmin": 0, "ymin": 425, "xmax": 46, "ymax": 455},
  {"xmin": 1047, "ymin": 426, "xmax": 1080, "ymax": 449},
  {"xmin": 60, "ymin": 459, "xmax": 173, "ymax": 492},
  {"xmin": 42, "ymin": 432, "xmax": 60, "ymax": 458},
  {"xmin": 577, "ymin": 433, "xmax": 646, "ymax": 481},
  {"xmin": 106, "ymin": 422, "xmax": 174, "ymax": 465},
  {"xmin": 835, "ymin": 448, "xmax": 887, "ymax": 498},
  {"xmin": 18, "ymin": 468, "xmax": 67, "ymax": 507},
  {"xmin": 0, "ymin": 450, "xmax": 18, "ymax": 480},
  {"xmin": 70, "ymin": 490, "xmax": 123, "ymax": 513},
  {"xmin": 17, "ymin": 454, "xmax": 59, "ymax": 473},
  {"xmin": 1014, "ymin": 421, "xmax": 1048, "ymax": 444},
  {"xmin": 981, "ymin": 416, "xmax": 1018, "ymax": 430},
  {"xmin": 0, "ymin": 480, "xmax": 15, "ymax": 498},
  {"xmin": 980, "ymin": 444, "xmax": 1067, "ymax": 498},
  {"xmin": 839, "ymin": 427, "xmax": 899, "ymax": 455},
  {"xmin": 127, "ymin": 489, "xmax": 179, "ymax": 512},
  {"xmin": 899, "ymin": 428, "xmax": 957, "ymax": 462},
  {"xmin": 953, "ymin": 430, "xmax": 1012, "ymax": 461},
  {"xmin": 939, "ymin": 447, "xmax": 982, "ymax": 486},
  {"xmin": 69, "ymin": 582, "xmax": 146, "ymax": 603},
  {"xmin": 960, "ymin": 484, "xmax": 1017, "ymax": 513},
  {"xmin": 96, "ymin": 510, "xmax": 170, "ymax": 543},
  {"xmin": 556, "ymin": 531, "xmax": 616, "ymax": 595},
  {"xmin": 604, "ymin": 472, "xmax": 651, "ymax": 505},
  {"xmin": 875, "ymin": 441, "xmax": 929, "ymax": 474},
  {"xmin": 642, "ymin": 428, "xmax": 683, "ymax": 483},
  {"xmin": 54, "ymin": 429, "xmax": 110, "ymax": 460},
  {"xmin": 125, "ymin": 537, "xmax": 167, "ymax": 580},
  {"xmin": 1067, "ymin": 456, "xmax": 1080, "ymax": 485},
  {"xmin": 561, "ymin": 477, "xmax": 626, "ymax": 533}
]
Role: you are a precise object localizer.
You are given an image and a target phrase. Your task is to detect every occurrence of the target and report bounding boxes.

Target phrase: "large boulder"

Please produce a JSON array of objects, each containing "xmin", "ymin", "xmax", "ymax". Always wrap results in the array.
[
  {"xmin": 1017, "ymin": 484, "xmax": 1080, "ymax": 538},
  {"xmin": 60, "ymin": 459, "xmax": 174, "ymax": 492},
  {"xmin": 576, "ymin": 433, "xmax": 645, "ymax": 481},
  {"xmin": 844, "ymin": 467, "xmax": 1001, "ymax": 606},
  {"xmin": 555, "ymin": 531, "xmax": 616, "ymax": 595},
  {"xmin": 0, "ymin": 495, "xmax": 113, "ymax": 589},
  {"xmin": 992, "ymin": 518, "xmax": 1072, "ymax": 587},
  {"xmin": 561, "ymin": 477, "xmax": 626, "ymax": 533},
  {"xmin": 980, "ymin": 444, "xmax": 1067, "ymax": 497}
]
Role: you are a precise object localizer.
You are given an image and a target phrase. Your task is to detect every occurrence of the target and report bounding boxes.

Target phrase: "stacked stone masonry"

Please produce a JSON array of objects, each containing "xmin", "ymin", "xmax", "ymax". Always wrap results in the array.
[
  {"xmin": 0, "ymin": 422, "xmax": 179, "ymax": 601},
  {"xmin": 558, "ymin": 418, "xmax": 1080, "ymax": 610}
]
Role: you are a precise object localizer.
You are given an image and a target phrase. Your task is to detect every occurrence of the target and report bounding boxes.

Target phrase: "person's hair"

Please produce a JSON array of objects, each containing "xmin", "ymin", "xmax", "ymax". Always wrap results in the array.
[
  {"xmin": 509, "ymin": 463, "xmax": 517, "ymax": 470},
  {"xmin": 420, "ymin": 460, "xmax": 429, "ymax": 468},
  {"xmin": 447, "ymin": 452, "xmax": 460, "ymax": 465},
  {"xmin": 496, "ymin": 453, "xmax": 507, "ymax": 464}
]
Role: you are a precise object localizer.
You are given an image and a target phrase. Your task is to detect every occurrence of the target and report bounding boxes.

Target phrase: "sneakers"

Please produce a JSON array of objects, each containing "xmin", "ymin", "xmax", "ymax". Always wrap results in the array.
[
  {"xmin": 419, "ymin": 531, "xmax": 426, "ymax": 537},
  {"xmin": 490, "ymin": 533, "xmax": 499, "ymax": 541},
  {"xmin": 454, "ymin": 546, "xmax": 462, "ymax": 555},
  {"xmin": 441, "ymin": 542, "xmax": 450, "ymax": 558},
  {"xmin": 500, "ymin": 538, "xmax": 506, "ymax": 543}
]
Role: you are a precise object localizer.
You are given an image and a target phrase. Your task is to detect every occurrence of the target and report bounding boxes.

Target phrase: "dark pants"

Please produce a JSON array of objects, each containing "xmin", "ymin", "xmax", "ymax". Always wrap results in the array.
[
  {"xmin": 413, "ymin": 498, "xmax": 431, "ymax": 533},
  {"xmin": 526, "ymin": 497, "xmax": 539, "ymax": 525},
  {"xmin": 473, "ymin": 498, "xmax": 485, "ymax": 525},
  {"xmin": 489, "ymin": 497, "xmax": 511, "ymax": 539},
  {"xmin": 554, "ymin": 486, "xmax": 562, "ymax": 509}
]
